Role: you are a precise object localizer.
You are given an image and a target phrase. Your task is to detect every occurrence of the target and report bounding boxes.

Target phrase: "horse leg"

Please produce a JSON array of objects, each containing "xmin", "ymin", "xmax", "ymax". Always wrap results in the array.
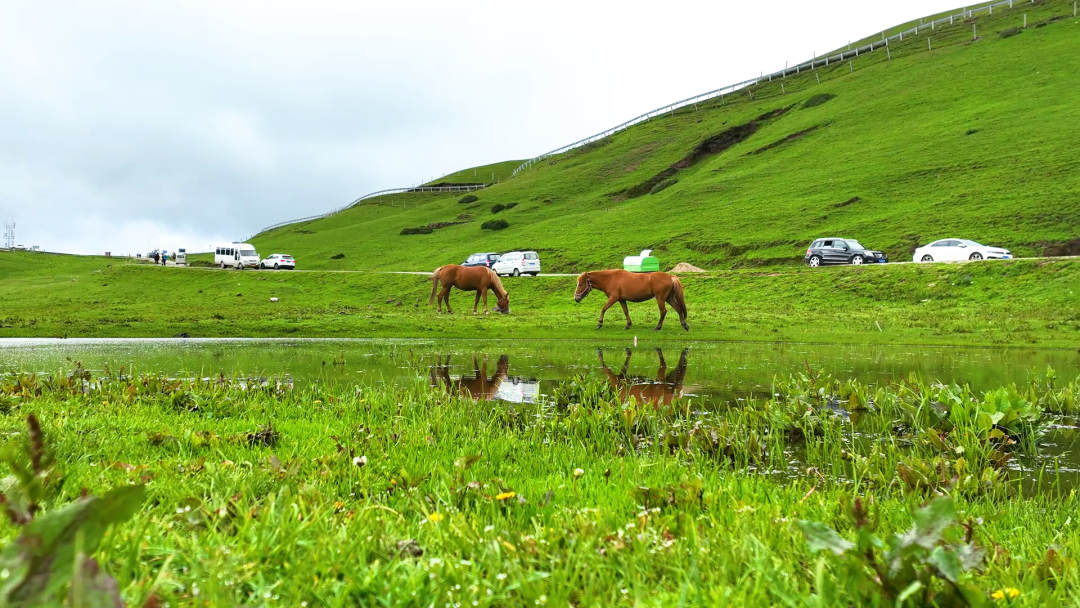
[
  {"xmin": 597, "ymin": 295, "xmax": 618, "ymax": 329},
  {"xmin": 620, "ymin": 301, "xmax": 632, "ymax": 329},
  {"xmin": 482, "ymin": 287, "xmax": 490, "ymax": 314},
  {"xmin": 655, "ymin": 347, "xmax": 667, "ymax": 380},
  {"xmin": 473, "ymin": 290, "xmax": 481, "ymax": 314},
  {"xmin": 655, "ymin": 298, "xmax": 667, "ymax": 330},
  {"xmin": 441, "ymin": 286, "xmax": 453, "ymax": 314},
  {"xmin": 620, "ymin": 348, "xmax": 632, "ymax": 377},
  {"xmin": 667, "ymin": 285, "xmax": 689, "ymax": 331}
]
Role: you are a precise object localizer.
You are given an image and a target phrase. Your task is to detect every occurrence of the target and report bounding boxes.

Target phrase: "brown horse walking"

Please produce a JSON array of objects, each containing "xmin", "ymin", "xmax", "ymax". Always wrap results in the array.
[
  {"xmin": 574, "ymin": 269, "xmax": 688, "ymax": 330},
  {"xmin": 430, "ymin": 264, "xmax": 510, "ymax": 314}
]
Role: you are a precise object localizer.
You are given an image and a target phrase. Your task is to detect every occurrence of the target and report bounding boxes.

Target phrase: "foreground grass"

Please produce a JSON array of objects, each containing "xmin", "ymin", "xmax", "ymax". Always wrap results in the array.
[
  {"xmin": 1, "ymin": 252, "xmax": 1077, "ymax": 347},
  {"xmin": 2, "ymin": 369, "xmax": 1079, "ymax": 606}
]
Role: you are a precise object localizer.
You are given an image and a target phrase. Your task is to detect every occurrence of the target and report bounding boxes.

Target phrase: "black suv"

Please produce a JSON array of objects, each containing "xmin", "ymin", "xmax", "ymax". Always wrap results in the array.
[
  {"xmin": 805, "ymin": 238, "xmax": 887, "ymax": 266},
  {"xmin": 462, "ymin": 252, "xmax": 500, "ymax": 268}
]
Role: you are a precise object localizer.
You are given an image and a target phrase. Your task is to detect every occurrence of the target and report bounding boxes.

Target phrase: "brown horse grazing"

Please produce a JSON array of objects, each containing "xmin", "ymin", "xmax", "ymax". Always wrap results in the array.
[
  {"xmin": 430, "ymin": 264, "xmax": 509, "ymax": 314},
  {"xmin": 429, "ymin": 354, "xmax": 509, "ymax": 401},
  {"xmin": 574, "ymin": 269, "xmax": 688, "ymax": 330},
  {"xmin": 598, "ymin": 347, "xmax": 689, "ymax": 406}
]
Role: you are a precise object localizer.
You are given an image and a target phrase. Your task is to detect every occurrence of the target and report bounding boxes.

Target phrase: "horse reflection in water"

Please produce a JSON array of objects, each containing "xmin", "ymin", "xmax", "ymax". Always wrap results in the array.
[
  {"xmin": 597, "ymin": 347, "xmax": 689, "ymax": 405},
  {"xmin": 429, "ymin": 354, "xmax": 509, "ymax": 401}
]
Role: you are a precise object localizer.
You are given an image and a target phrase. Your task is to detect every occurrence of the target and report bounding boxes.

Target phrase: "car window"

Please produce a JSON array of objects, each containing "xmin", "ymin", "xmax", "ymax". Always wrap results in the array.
[
  {"xmin": 525, "ymin": 253, "xmax": 537, "ymax": 260},
  {"xmin": 834, "ymin": 240, "xmax": 848, "ymax": 249},
  {"xmin": 820, "ymin": 240, "xmax": 832, "ymax": 247},
  {"xmin": 847, "ymin": 241, "xmax": 864, "ymax": 250},
  {"xmin": 936, "ymin": 240, "xmax": 958, "ymax": 247}
]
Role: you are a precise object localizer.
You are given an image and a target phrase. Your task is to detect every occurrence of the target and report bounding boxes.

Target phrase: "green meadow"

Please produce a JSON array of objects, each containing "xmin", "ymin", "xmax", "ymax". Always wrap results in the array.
[{"xmin": 1, "ymin": 252, "xmax": 1077, "ymax": 347}]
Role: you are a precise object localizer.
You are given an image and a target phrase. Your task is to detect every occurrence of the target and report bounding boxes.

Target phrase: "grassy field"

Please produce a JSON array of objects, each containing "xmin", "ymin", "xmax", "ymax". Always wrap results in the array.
[
  {"xmin": 2, "ymin": 365, "xmax": 1079, "ymax": 606},
  {"xmin": 1, "ymin": 251, "xmax": 1077, "ymax": 347},
  {"xmin": 248, "ymin": 1, "xmax": 1079, "ymax": 273}
]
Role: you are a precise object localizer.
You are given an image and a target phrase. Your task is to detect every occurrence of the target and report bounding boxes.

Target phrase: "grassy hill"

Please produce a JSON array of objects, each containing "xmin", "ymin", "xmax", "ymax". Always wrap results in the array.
[
  {"xmin": 251, "ymin": 1, "xmax": 1079, "ymax": 272},
  {"xmin": 422, "ymin": 160, "xmax": 524, "ymax": 186}
]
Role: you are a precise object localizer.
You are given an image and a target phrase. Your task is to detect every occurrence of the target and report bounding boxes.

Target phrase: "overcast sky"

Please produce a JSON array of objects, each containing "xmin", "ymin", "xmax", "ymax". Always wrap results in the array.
[{"xmin": 1, "ymin": 0, "xmax": 965, "ymax": 255}]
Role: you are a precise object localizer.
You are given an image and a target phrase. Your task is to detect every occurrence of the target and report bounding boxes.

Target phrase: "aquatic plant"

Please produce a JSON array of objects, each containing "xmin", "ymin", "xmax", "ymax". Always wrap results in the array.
[{"xmin": 799, "ymin": 496, "xmax": 987, "ymax": 606}]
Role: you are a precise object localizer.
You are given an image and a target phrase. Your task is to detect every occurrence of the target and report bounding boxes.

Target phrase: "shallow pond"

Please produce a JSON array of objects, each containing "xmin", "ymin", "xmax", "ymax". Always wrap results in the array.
[
  {"xmin": 2, "ymin": 337, "xmax": 1076, "ymax": 399},
  {"xmin": 3, "ymin": 338, "xmax": 1078, "ymax": 492}
]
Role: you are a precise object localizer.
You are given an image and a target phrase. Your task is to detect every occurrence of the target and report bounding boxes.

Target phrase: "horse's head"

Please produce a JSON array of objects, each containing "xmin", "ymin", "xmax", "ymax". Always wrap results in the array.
[
  {"xmin": 574, "ymin": 273, "xmax": 592, "ymax": 302},
  {"xmin": 495, "ymin": 293, "xmax": 510, "ymax": 314}
]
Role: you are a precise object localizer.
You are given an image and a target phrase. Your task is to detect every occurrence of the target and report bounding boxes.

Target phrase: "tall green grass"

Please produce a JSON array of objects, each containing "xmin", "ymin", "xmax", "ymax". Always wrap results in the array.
[{"xmin": 2, "ymin": 367, "xmax": 1078, "ymax": 605}]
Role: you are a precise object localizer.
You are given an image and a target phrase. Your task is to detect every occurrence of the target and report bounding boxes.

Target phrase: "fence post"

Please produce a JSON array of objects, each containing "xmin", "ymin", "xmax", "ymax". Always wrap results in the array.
[
  {"xmin": 781, "ymin": 82, "xmax": 786, "ymax": 94},
  {"xmin": 849, "ymin": 60, "xmax": 853, "ymax": 73},
  {"xmin": 973, "ymin": 23, "xmax": 977, "ymax": 39},
  {"xmin": 815, "ymin": 72, "xmax": 821, "ymax": 85},
  {"xmin": 886, "ymin": 41, "xmax": 892, "ymax": 60},
  {"xmin": 928, "ymin": 38, "xmax": 932, "ymax": 53},
  {"xmin": 1024, "ymin": 13, "xmax": 1027, "ymax": 26}
]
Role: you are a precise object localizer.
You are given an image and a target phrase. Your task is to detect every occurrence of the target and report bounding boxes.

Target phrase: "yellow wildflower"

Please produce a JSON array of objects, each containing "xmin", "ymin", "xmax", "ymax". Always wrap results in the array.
[
  {"xmin": 428, "ymin": 512, "xmax": 444, "ymax": 523},
  {"xmin": 991, "ymin": 588, "xmax": 1020, "ymax": 601},
  {"xmin": 495, "ymin": 491, "xmax": 516, "ymax": 501}
]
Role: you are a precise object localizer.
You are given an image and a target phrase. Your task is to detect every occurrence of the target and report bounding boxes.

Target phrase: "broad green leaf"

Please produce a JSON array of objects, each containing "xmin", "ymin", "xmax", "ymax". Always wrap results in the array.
[
  {"xmin": 797, "ymin": 520, "xmax": 854, "ymax": 556},
  {"xmin": 0, "ymin": 485, "xmax": 144, "ymax": 607},
  {"xmin": 927, "ymin": 546, "xmax": 962, "ymax": 583},
  {"xmin": 68, "ymin": 555, "xmax": 124, "ymax": 608},
  {"xmin": 903, "ymin": 497, "xmax": 956, "ymax": 549}
]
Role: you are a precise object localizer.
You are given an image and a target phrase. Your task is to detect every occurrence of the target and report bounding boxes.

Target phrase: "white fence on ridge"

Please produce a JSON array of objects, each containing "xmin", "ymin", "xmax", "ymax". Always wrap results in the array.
[{"xmin": 510, "ymin": 0, "xmax": 1035, "ymax": 176}]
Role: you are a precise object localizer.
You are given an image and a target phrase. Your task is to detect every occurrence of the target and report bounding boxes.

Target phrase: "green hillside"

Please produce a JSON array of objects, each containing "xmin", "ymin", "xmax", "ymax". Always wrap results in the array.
[
  {"xmin": 423, "ymin": 159, "xmax": 524, "ymax": 186},
  {"xmin": 253, "ymin": 1, "xmax": 1079, "ymax": 272}
]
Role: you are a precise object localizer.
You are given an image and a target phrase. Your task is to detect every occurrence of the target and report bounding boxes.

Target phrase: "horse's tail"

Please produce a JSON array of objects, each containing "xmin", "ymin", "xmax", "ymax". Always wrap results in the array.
[
  {"xmin": 429, "ymin": 266, "xmax": 443, "ymax": 305},
  {"xmin": 668, "ymin": 276, "xmax": 687, "ymax": 317}
]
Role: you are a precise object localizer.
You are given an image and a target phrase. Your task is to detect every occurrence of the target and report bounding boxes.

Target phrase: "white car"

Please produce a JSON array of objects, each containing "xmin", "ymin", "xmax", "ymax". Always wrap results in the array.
[
  {"xmin": 492, "ymin": 251, "xmax": 540, "ymax": 276},
  {"xmin": 260, "ymin": 253, "xmax": 296, "ymax": 269},
  {"xmin": 913, "ymin": 239, "xmax": 1011, "ymax": 263}
]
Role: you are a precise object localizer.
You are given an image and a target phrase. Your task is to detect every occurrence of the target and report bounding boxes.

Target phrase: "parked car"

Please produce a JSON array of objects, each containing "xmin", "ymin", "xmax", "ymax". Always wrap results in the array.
[
  {"xmin": 912, "ymin": 239, "xmax": 1011, "ymax": 263},
  {"xmin": 260, "ymin": 253, "xmax": 296, "ymax": 270},
  {"xmin": 462, "ymin": 252, "xmax": 500, "ymax": 268},
  {"xmin": 214, "ymin": 242, "xmax": 260, "ymax": 269},
  {"xmin": 805, "ymin": 238, "xmax": 887, "ymax": 266},
  {"xmin": 492, "ymin": 251, "xmax": 540, "ymax": 276},
  {"xmin": 174, "ymin": 248, "xmax": 187, "ymax": 266}
]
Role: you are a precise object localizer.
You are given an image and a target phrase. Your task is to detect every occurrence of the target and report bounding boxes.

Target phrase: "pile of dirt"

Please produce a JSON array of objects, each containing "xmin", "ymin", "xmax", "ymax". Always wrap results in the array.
[{"xmin": 669, "ymin": 262, "xmax": 706, "ymax": 273}]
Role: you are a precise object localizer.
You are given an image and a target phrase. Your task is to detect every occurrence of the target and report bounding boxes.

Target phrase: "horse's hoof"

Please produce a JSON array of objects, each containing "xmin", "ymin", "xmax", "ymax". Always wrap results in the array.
[
  {"xmin": 682, "ymin": 324, "xmax": 689, "ymax": 331},
  {"xmin": 654, "ymin": 327, "xmax": 662, "ymax": 331},
  {"xmin": 596, "ymin": 324, "xmax": 603, "ymax": 330}
]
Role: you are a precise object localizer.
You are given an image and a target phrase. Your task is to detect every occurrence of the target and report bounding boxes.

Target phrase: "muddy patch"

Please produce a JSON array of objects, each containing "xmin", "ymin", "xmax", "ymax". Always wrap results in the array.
[
  {"xmin": 613, "ymin": 106, "xmax": 792, "ymax": 200},
  {"xmin": 802, "ymin": 93, "xmax": 836, "ymax": 109},
  {"xmin": 1040, "ymin": 238, "xmax": 1080, "ymax": 257},
  {"xmin": 748, "ymin": 123, "xmax": 828, "ymax": 155},
  {"xmin": 832, "ymin": 196, "xmax": 861, "ymax": 209}
]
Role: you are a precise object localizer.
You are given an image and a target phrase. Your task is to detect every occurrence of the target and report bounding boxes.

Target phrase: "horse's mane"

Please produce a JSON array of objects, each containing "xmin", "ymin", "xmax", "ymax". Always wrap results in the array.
[{"xmin": 489, "ymin": 270, "xmax": 507, "ymax": 298}]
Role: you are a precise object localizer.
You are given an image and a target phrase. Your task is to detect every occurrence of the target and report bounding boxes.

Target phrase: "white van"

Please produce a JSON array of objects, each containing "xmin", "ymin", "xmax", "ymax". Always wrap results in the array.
[
  {"xmin": 492, "ymin": 251, "xmax": 540, "ymax": 276},
  {"xmin": 214, "ymin": 243, "xmax": 260, "ymax": 269}
]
